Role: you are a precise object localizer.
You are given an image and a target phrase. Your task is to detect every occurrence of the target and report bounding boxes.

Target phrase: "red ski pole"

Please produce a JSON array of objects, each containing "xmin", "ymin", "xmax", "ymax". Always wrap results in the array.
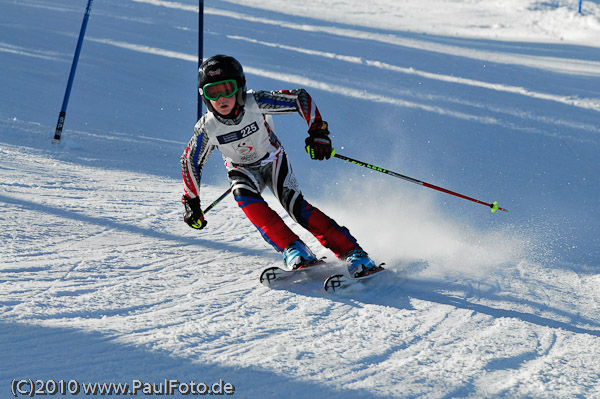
[{"xmin": 332, "ymin": 151, "xmax": 508, "ymax": 213}]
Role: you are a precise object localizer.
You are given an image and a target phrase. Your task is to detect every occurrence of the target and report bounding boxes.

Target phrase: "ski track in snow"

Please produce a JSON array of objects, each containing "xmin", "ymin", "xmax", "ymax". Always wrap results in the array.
[
  {"xmin": 1, "ymin": 0, "xmax": 600, "ymax": 398},
  {"xmin": 81, "ymin": 35, "xmax": 600, "ymax": 146}
]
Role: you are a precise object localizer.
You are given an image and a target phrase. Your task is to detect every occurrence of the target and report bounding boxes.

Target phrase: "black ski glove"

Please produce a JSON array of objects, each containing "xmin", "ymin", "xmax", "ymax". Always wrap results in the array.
[
  {"xmin": 305, "ymin": 121, "xmax": 332, "ymax": 160},
  {"xmin": 182, "ymin": 196, "xmax": 207, "ymax": 230}
]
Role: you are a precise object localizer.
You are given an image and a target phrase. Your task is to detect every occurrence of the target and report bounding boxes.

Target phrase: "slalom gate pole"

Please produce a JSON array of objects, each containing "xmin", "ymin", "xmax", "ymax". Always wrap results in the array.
[
  {"xmin": 332, "ymin": 150, "xmax": 508, "ymax": 213},
  {"xmin": 203, "ymin": 187, "xmax": 232, "ymax": 214},
  {"xmin": 197, "ymin": 0, "xmax": 204, "ymax": 120},
  {"xmin": 52, "ymin": 0, "xmax": 94, "ymax": 144}
]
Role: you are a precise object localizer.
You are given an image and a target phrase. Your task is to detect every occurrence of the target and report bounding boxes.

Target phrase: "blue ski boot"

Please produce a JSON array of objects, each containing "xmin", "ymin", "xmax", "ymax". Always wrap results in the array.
[
  {"xmin": 282, "ymin": 240, "xmax": 317, "ymax": 271},
  {"xmin": 344, "ymin": 248, "xmax": 378, "ymax": 278}
]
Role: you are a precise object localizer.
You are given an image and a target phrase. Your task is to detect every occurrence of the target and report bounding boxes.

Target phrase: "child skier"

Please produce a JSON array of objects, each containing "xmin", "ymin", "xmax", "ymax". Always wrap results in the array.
[{"xmin": 180, "ymin": 54, "xmax": 377, "ymax": 277}]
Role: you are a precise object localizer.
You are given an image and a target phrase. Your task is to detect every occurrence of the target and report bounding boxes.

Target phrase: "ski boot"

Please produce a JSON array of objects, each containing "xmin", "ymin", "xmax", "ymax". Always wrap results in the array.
[
  {"xmin": 282, "ymin": 240, "xmax": 317, "ymax": 271},
  {"xmin": 344, "ymin": 248, "xmax": 378, "ymax": 278}
]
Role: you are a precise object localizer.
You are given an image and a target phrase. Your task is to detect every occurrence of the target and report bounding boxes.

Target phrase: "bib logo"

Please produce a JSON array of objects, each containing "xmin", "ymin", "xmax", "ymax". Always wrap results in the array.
[{"xmin": 237, "ymin": 140, "xmax": 254, "ymax": 155}]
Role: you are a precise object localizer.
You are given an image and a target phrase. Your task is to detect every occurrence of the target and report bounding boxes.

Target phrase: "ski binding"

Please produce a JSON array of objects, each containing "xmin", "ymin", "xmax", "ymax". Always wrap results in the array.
[
  {"xmin": 260, "ymin": 257, "xmax": 326, "ymax": 286},
  {"xmin": 323, "ymin": 264, "xmax": 386, "ymax": 293}
]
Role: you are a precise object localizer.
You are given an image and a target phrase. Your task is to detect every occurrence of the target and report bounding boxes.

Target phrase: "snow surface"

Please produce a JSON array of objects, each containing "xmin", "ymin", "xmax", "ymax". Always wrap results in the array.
[{"xmin": 1, "ymin": 0, "xmax": 599, "ymax": 397}]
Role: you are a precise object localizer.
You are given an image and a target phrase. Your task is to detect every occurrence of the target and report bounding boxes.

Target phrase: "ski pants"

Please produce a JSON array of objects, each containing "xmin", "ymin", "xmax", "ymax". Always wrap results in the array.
[{"xmin": 227, "ymin": 149, "xmax": 358, "ymax": 258}]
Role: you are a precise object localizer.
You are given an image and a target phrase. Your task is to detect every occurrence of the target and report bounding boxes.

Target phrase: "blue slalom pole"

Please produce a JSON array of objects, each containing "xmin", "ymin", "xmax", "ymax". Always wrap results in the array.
[
  {"xmin": 53, "ymin": 0, "xmax": 94, "ymax": 143},
  {"xmin": 197, "ymin": 0, "xmax": 204, "ymax": 121},
  {"xmin": 579, "ymin": 0, "xmax": 583, "ymax": 14}
]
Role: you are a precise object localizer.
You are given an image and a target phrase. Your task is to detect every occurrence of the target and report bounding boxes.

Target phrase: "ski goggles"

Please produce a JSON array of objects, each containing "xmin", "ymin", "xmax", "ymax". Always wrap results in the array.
[{"xmin": 201, "ymin": 79, "xmax": 238, "ymax": 101}]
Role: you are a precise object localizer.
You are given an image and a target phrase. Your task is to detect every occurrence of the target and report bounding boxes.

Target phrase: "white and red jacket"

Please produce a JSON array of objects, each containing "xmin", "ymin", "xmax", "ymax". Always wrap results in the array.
[{"xmin": 181, "ymin": 89, "xmax": 324, "ymax": 200}]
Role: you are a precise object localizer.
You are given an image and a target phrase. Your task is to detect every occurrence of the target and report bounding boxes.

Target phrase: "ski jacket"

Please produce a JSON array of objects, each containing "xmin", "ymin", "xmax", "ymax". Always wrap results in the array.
[{"xmin": 181, "ymin": 89, "xmax": 324, "ymax": 200}]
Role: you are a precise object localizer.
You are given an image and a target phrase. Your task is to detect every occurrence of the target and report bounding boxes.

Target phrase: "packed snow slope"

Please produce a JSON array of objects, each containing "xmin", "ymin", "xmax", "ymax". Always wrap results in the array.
[{"xmin": 1, "ymin": 0, "xmax": 599, "ymax": 398}]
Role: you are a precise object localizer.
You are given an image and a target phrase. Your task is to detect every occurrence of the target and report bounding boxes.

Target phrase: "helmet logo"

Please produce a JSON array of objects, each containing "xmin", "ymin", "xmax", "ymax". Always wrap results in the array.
[{"xmin": 208, "ymin": 68, "xmax": 222, "ymax": 77}]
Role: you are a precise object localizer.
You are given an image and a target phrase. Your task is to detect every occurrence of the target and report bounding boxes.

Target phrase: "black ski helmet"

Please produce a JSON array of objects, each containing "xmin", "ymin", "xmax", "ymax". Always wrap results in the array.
[{"xmin": 198, "ymin": 55, "xmax": 246, "ymax": 114}]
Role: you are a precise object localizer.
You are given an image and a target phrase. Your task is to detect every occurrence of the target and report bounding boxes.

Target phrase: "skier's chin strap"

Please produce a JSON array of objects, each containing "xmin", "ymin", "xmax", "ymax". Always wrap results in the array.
[{"xmin": 215, "ymin": 103, "xmax": 244, "ymax": 121}]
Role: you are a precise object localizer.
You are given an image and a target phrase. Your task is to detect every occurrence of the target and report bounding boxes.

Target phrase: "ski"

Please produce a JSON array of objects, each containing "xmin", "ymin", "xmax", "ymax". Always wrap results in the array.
[
  {"xmin": 323, "ymin": 264, "xmax": 386, "ymax": 293},
  {"xmin": 260, "ymin": 258, "xmax": 326, "ymax": 286}
]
